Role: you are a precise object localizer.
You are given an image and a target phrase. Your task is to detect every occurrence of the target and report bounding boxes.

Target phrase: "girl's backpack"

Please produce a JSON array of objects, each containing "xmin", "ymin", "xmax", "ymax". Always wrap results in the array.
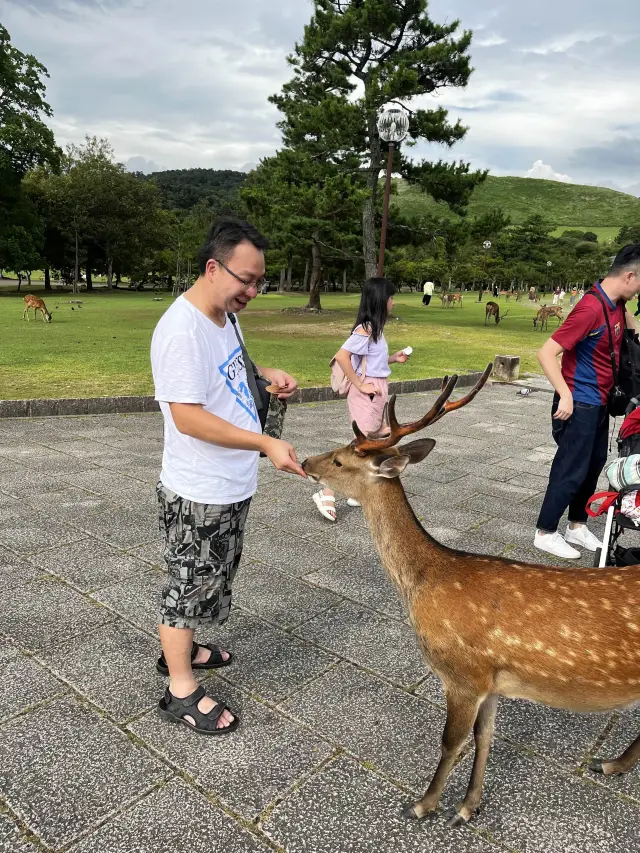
[{"xmin": 330, "ymin": 353, "xmax": 368, "ymax": 396}]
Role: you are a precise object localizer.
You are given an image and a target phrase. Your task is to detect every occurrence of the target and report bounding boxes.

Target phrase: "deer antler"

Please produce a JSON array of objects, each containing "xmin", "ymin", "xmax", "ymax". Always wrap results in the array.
[{"xmin": 351, "ymin": 363, "xmax": 493, "ymax": 455}]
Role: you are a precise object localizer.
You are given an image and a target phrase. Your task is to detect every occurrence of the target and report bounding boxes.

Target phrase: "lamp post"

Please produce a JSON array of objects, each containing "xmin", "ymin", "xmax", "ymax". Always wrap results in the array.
[
  {"xmin": 547, "ymin": 260, "xmax": 553, "ymax": 294},
  {"xmin": 377, "ymin": 107, "xmax": 409, "ymax": 277},
  {"xmin": 479, "ymin": 240, "xmax": 491, "ymax": 301}
]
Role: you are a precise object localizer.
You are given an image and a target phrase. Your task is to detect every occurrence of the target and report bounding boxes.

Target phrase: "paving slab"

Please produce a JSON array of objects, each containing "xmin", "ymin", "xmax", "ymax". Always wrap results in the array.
[
  {"xmin": 449, "ymin": 740, "xmax": 640, "ymax": 853},
  {"xmin": 262, "ymin": 755, "xmax": 503, "ymax": 853},
  {"xmin": 295, "ymin": 600, "xmax": 425, "ymax": 687},
  {"xmin": 30, "ymin": 538, "xmax": 149, "ymax": 592},
  {"xmin": 205, "ymin": 610, "xmax": 338, "ymax": 702},
  {"xmin": 1, "ymin": 385, "xmax": 639, "ymax": 851},
  {"xmin": 129, "ymin": 683, "xmax": 332, "ymax": 820},
  {"xmin": 65, "ymin": 779, "xmax": 270, "ymax": 853},
  {"xmin": 41, "ymin": 620, "xmax": 166, "ymax": 721},
  {"xmin": 305, "ymin": 553, "xmax": 407, "ymax": 620},
  {"xmin": 0, "ymin": 573, "xmax": 114, "ymax": 652},
  {"xmin": 0, "ymin": 639, "xmax": 67, "ymax": 723},
  {"xmin": 233, "ymin": 560, "xmax": 341, "ymax": 630},
  {"xmin": 281, "ymin": 663, "xmax": 446, "ymax": 790},
  {"xmin": 90, "ymin": 568, "xmax": 165, "ymax": 634},
  {"xmin": 0, "ymin": 696, "xmax": 171, "ymax": 848},
  {"xmin": 0, "ymin": 813, "xmax": 40, "ymax": 853}
]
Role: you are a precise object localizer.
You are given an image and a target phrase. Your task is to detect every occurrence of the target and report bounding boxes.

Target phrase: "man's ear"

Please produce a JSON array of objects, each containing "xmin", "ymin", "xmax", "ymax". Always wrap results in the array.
[{"xmin": 395, "ymin": 438, "xmax": 436, "ymax": 465}]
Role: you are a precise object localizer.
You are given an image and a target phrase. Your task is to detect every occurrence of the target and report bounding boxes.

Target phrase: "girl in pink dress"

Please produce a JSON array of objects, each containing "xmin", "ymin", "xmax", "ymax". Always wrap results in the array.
[{"xmin": 312, "ymin": 277, "xmax": 411, "ymax": 521}]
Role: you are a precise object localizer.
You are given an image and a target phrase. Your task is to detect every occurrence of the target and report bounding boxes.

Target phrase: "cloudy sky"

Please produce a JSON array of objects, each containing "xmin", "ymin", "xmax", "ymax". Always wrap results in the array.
[{"xmin": 4, "ymin": 0, "xmax": 640, "ymax": 194}]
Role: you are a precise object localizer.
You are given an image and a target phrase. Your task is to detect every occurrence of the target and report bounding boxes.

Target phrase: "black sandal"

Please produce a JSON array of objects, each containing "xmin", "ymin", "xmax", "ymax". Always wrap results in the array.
[
  {"xmin": 157, "ymin": 685, "xmax": 239, "ymax": 735},
  {"xmin": 156, "ymin": 641, "xmax": 233, "ymax": 676}
]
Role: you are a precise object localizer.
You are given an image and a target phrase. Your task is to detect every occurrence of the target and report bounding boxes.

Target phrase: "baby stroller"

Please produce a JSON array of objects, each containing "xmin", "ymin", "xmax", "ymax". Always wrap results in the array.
[{"xmin": 588, "ymin": 407, "xmax": 640, "ymax": 568}]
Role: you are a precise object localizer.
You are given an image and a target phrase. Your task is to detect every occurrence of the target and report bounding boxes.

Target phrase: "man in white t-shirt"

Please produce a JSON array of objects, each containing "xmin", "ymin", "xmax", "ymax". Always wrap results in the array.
[
  {"xmin": 422, "ymin": 280, "xmax": 434, "ymax": 306},
  {"xmin": 150, "ymin": 217, "xmax": 305, "ymax": 735}
]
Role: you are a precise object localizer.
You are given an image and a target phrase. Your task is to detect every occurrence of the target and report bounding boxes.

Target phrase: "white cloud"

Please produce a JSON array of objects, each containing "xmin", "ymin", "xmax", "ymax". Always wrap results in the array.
[
  {"xmin": 474, "ymin": 34, "xmax": 507, "ymax": 47},
  {"xmin": 525, "ymin": 160, "xmax": 573, "ymax": 182}
]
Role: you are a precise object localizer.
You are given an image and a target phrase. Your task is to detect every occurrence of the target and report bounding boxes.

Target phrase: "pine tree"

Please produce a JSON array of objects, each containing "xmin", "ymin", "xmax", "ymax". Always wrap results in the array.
[{"xmin": 271, "ymin": 0, "xmax": 486, "ymax": 276}]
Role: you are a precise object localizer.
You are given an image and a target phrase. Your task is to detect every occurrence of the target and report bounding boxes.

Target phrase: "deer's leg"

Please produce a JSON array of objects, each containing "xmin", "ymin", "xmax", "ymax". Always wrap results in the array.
[
  {"xmin": 589, "ymin": 731, "xmax": 640, "ymax": 776},
  {"xmin": 403, "ymin": 691, "xmax": 480, "ymax": 820},
  {"xmin": 23, "ymin": 307, "xmax": 29, "ymax": 321},
  {"xmin": 444, "ymin": 693, "xmax": 498, "ymax": 827}
]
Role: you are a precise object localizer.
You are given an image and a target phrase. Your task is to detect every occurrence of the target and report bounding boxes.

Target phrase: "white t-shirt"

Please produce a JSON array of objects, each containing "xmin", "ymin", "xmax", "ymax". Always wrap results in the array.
[
  {"xmin": 423, "ymin": 281, "xmax": 434, "ymax": 295},
  {"xmin": 150, "ymin": 296, "xmax": 261, "ymax": 504}
]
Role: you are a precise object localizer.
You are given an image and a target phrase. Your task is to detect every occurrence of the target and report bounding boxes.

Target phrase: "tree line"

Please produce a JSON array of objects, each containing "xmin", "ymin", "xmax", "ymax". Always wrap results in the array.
[{"xmin": 1, "ymin": 5, "xmax": 637, "ymax": 306}]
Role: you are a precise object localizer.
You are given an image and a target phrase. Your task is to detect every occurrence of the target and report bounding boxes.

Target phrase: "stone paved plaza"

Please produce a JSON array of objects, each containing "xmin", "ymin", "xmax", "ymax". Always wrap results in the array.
[{"xmin": 0, "ymin": 383, "xmax": 639, "ymax": 853}]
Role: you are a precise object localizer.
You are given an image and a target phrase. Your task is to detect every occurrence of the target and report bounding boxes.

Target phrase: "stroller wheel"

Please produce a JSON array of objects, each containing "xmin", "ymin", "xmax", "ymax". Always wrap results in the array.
[{"xmin": 593, "ymin": 547, "xmax": 603, "ymax": 568}]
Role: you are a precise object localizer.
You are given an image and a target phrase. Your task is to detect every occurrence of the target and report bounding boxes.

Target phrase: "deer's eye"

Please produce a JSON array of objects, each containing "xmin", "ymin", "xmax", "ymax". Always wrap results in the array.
[{"xmin": 332, "ymin": 458, "xmax": 343, "ymax": 467}]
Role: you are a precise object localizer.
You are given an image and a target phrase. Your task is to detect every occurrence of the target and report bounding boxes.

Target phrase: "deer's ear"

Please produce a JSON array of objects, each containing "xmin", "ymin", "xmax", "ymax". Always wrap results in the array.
[
  {"xmin": 395, "ymin": 438, "xmax": 436, "ymax": 464},
  {"xmin": 370, "ymin": 454, "xmax": 411, "ymax": 478}
]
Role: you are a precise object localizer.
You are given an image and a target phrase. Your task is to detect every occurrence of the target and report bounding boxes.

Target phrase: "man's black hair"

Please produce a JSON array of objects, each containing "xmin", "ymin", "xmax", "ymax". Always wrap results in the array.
[
  {"xmin": 610, "ymin": 243, "xmax": 640, "ymax": 276},
  {"xmin": 197, "ymin": 216, "xmax": 269, "ymax": 275}
]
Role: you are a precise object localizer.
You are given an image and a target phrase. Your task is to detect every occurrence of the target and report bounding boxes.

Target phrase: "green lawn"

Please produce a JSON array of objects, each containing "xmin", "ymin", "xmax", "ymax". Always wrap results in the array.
[{"xmin": 1, "ymin": 290, "xmax": 550, "ymax": 400}]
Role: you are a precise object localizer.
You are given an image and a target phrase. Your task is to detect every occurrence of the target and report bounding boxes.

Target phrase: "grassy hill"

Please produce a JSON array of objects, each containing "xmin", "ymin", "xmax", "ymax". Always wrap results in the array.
[{"xmin": 393, "ymin": 175, "xmax": 640, "ymax": 239}]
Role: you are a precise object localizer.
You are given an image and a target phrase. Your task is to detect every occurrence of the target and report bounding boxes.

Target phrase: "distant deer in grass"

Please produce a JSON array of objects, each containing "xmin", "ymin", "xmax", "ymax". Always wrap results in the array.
[
  {"xmin": 450, "ymin": 292, "xmax": 463, "ymax": 307},
  {"xmin": 302, "ymin": 367, "xmax": 640, "ymax": 828},
  {"xmin": 23, "ymin": 295, "xmax": 52, "ymax": 323},
  {"xmin": 533, "ymin": 304, "xmax": 563, "ymax": 332},
  {"xmin": 484, "ymin": 301, "xmax": 509, "ymax": 325}
]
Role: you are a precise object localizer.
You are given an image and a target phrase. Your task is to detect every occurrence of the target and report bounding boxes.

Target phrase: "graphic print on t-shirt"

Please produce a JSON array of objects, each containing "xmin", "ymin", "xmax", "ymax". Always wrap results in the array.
[{"xmin": 218, "ymin": 346, "xmax": 258, "ymax": 423}]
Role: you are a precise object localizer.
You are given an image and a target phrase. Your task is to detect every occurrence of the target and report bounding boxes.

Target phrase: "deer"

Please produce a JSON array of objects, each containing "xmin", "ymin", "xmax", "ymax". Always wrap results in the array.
[
  {"xmin": 301, "ymin": 367, "xmax": 640, "ymax": 829},
  {"xmin": 450, "ymin": 292, "xmax": 463, "ymax": 307},
  {"xmin": 23, "ymin": 295, "xmax": 52, "ymax": 323},
  {"xmin": 484, "ymin": 301, "xmax": 508, "ymax": 325},
  {"xmin": 533, "ymin": 304, "xmax": 563, "ymax": 332},
  {"xmin": 440, "ymin": 293, "xmax": 454, "ymax": 308}
]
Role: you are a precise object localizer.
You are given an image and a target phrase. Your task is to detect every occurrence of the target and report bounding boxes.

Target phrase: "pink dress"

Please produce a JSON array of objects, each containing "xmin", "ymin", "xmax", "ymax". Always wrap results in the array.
[{"xmin": 342, "ymin": 326, "xmax": 390, "ymax": 434}]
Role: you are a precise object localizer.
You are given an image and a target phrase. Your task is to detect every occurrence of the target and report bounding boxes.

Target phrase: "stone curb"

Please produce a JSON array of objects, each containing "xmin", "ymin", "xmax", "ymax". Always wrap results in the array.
[{"xmin": 0, "ymin": 373, "xmax": 487, "ymax": 419}]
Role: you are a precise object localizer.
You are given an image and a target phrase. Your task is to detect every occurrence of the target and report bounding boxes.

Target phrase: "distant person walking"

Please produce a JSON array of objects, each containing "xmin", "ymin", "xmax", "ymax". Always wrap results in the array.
[
  {"xmin": 552, "ymin": 286, "xmax": 561, "ymax": 306},
  {"xmin": 529, "ymin": 285, "xmax": 536, "ymax": 302},
  {"xmin": 422, "ymin": 280, "xmax": 434, "ymax": 306},
  {"xmin": 569, "ymin": 286, "xmax": 578, "ymax": 308}
]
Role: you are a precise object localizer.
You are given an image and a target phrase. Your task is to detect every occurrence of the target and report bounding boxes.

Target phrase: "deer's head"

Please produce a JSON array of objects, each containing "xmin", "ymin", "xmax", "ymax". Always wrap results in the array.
[
  {"xmin": 302, "ymin": 365, "xmax": 492, "ymax": 501},
  {"xmin": 44, "ymin": 310, "xmax": 52, "ymax": 323}
]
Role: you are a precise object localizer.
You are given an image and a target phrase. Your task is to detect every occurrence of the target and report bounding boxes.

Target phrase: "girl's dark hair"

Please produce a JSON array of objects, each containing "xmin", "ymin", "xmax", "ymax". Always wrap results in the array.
[{"xmin": 352, "ymin": 277, "xmax": 396, "ymax": 342}]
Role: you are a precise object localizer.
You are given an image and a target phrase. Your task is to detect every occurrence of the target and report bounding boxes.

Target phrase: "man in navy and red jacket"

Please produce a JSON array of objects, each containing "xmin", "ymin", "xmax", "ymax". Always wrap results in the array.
[{"xmin": 535, "ymin": 244, "xmax": 640, "ymax": 559}]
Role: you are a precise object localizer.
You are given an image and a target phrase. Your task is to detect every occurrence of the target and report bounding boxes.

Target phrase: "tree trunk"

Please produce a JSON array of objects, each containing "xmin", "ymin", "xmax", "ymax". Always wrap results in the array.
[
  {"xmin": 278, "ymin": 267, "xmax": 285, "ymax": 293},
  {"xmin": 44, "ymin": 266, "xmax": 51, "ymax": 291},
  {"xmin": 27, "ymin": 271, "xmax": 32, "ymax": 286},
  {"xmin": 286, "ymin": 264, "xmax": 293, "ymax": 291},
  {"xmin": 342, "ymin": 269, "xmax": 347, "ymax": 293},
  {"xmin": 306, "ymin": 236, "xmax": 323, "ymax": 310},
  {"xmin": 363, "ymin": 117, "xmax": 382, "ymax": 278},
  {"xmin": 73, "ymin": 228, "xmax": 80, "ymax": 295},
  {"xmin": 85, "ymin": 252, "xmax": 93, "ymax": 292},
  {"xmin": 17, "ymin": 273, "xmax": 22, "ymax": 292},
  {"xmin": 106, "ymin": 257, "xmax": 113, "ymax": 290},
  {"xmin": 302, "ymin": 258, "xmax": 310, "ymax": 292}
]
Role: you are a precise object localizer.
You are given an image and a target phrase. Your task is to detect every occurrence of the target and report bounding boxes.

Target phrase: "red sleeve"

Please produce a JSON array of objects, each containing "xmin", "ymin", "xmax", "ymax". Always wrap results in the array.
[{"xmin": 551, "ymin": 298, "xmax": 601, "ymax": 351}]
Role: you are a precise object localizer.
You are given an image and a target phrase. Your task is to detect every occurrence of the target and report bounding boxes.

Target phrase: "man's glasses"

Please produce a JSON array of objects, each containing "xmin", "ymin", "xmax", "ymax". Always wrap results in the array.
[{"xmin": 215, "ymin": 259, "xmax": 265, "ymax": 290}]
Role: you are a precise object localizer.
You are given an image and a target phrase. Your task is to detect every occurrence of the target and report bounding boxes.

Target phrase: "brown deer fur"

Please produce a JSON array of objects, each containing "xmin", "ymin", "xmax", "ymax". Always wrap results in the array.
[
  {"xmin": 484, "ymin": 301, "xmax": 508, "ymax": 325},
  {"xmin": 23, "ymin": 295, "xmax": 52, "ymax": 323},
  {"xmin": 301, "ymin": 367, "xmax": 640, "ymax": 828},
  {"xmin": 533, "ymin": 304, "xmax": 563, "ymax": 331}
]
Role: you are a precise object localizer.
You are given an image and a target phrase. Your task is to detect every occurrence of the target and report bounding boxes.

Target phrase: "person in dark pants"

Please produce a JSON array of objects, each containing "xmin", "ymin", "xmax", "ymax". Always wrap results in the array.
[{"xmin": 534, "ymin": 244, "xmax": 640, "ymax": 559}]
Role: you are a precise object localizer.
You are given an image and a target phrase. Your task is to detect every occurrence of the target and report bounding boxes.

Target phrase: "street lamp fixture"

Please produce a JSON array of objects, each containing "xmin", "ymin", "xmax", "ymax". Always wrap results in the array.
[
  {"xmin": 377, "ymin": 107, "xmax": 409, "ymax": 276},
  {"xmin": 479, "ymin": 240, "xmax": 492, "ymax": 301}
]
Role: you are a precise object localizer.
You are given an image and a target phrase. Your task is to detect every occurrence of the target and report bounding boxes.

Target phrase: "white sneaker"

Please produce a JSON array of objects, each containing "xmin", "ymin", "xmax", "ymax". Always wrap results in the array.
[
  {"xmin": 346, "ymin": 498, "xmax": 361, "ymax": 507},
  {"xmin": 534, "ymin": 530, "xmax": 581, "ymax": 559},
  {"xmin": 565, "ymin": 524, "xmax": 603, "ymax": 552}
]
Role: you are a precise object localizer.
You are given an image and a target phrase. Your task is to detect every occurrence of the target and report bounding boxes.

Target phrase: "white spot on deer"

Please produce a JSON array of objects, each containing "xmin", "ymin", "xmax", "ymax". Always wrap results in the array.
[{"xmin": 628, "ymin": 623, "xmax": 639, "ymax": 633}]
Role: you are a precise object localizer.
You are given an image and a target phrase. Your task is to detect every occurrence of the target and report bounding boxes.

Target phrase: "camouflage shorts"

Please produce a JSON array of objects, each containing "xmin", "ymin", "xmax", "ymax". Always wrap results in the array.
[{"xmin": 156, "ymin": 482, "xmax": 251, "ymax": 630}]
